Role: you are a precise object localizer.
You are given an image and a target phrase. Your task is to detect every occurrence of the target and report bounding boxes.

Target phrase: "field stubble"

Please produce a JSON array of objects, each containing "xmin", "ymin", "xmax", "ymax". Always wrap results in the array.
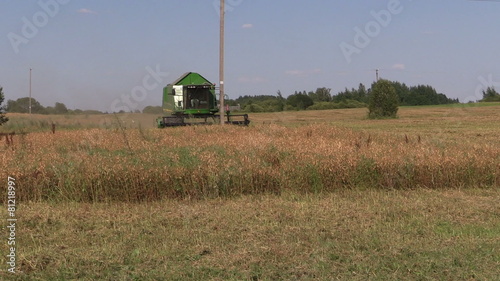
[{"xmin": 0, "ymin": 189, "xmax": 498, "ymax": 280}]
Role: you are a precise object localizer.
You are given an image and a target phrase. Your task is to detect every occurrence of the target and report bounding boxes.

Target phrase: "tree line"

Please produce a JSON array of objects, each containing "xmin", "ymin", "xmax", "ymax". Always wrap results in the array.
[
  {"xmin": 227, "ymin": 80, "xmax": 463, "ymax": 113},
  {"xmin": 1, "ymin": 81, "xmax": 498, "ymax": 120},
  {"xmin": 4, "ymin": 97, "xmax": 105, "ymax": 115},
  {"xmin": 480, "ymin": 87, "xmax": 500, "ymax": 102},
  {"xmin": 3, "ymin": 96, "xmax": 166, "ymax": 115}
]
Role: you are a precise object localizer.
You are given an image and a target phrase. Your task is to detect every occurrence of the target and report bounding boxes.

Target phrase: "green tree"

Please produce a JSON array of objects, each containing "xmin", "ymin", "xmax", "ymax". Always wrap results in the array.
[
  {"xmin": 54, "ymin": 102, "xmax": 68, "ymax": 114},
  {"xmin": 276, "ymin": 90, "xmax": 285, "ymax": 111},
  {"xmin": 332, "ymin": 88, "xmax": 354, "ymax": 103},
  {"xmin": 6, "ymin": 97, "xmax": 46, "ymax": 113},
  {"xmin": 315, "ymin": 87, "xmax": 332, "ymax": 102},
  {"xmin": 368, "ymin": 79, "xmax": 399, "ymax": 119},
  {"xmin": 45, "ymin": 106, "xmax": 56, "ymax": 114},
  {"xmin": 287, "ymin": 92, "xmax": 314, "ymax": 110},
  {"xmin": 258, "ymin": 99, "xmax": 282, "ymax": 112},
  {"xmin": 481, "ymin": 87, "xmax": 500, "ymax": 102},
  {"xmin": 244, "ymin": 103, "xmax": 265, "ymax": 112},
  {"xmin": 391, "ymin": 81, "xmax": 410, "ymax": 105},
  {"xmin": 356, "ymin": 83, "xmax": 368, "ymax": 103},
  {"xmin": 404, "ymin": 85, "xmax": 457, "ymax": 105},
  {"xmin": 333, "ymin": 85, "xmax": 368, "ymax": 103},
  {"xmin": 0, "ymin": 87, "xmax": 9, "ymax": 125}
]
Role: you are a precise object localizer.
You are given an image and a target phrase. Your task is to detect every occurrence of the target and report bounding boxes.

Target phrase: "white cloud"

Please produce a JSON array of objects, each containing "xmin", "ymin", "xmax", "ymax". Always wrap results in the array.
[
  {"xmin": 78, "ymin": 8, "xmax": 97, "ymax": 14},
  {"xmin": 242, "ymin": 23, "xmax": 253, "ymax": 29},
  {"xmin": 392, "ymin": 64, "xmax": 406, "ymax": 70}
]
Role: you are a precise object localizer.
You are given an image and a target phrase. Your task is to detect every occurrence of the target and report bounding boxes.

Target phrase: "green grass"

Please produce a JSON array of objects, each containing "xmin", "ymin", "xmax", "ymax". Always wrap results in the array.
[
  {"xmin": 399, "ymin": 101, "xmax": 500, "ymax": 108},
  {"xmin": 1, "ymin": 189, "xmax": 498, "ymax": 280}
]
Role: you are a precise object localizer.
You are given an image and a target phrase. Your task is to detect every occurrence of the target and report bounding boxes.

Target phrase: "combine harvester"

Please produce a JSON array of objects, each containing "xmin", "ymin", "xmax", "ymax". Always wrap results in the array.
[{"xmin": 157, "ymin": 72, "xmax": 250, "ymax": 128}]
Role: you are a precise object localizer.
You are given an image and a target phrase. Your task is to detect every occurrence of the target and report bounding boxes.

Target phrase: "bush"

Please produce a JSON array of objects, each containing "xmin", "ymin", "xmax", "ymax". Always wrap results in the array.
[
  {"xmin": 480, "ymin": 87, "xmax": 500, "ymax": 102},
  {"xmin": 0, "ymin": 87, "xmax": 8, "ymax": 125},
  {"xmin": 287, "ymin": 93, "xmax": 314, "ymax": 110},
  {"xmin": 368, "ymin": 79, "xmax": 399, "ymax": 119},
  {"xmin": 244, "ymin": 104, "xmax": 265, "ymax": 112},
  {"xmin": 307, "ymin": 100, "xmax": 367, "ymax": 111},
  {"xmin": 307, "ymin": 102, "xmax": 339, "ymax": 110}
]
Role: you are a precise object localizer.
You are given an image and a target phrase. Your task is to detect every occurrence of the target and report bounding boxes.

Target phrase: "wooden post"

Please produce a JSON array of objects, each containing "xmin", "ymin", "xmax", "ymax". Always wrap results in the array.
[
  {"xmin": 29, "ymin": 68, "xmax": 32, "ymax": 115},
  {"xmin": 219, "ymin": 0, "xmax": 225, "ymax": 125}
]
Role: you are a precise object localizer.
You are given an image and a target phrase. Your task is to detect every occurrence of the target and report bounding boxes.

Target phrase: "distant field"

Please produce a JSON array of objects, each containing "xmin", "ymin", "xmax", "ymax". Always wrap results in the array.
[
  {"xmin": 1, "ymin": 112, "xmax": 160, "ymax": 132},
  {"xmin": 2, "ymin": 102, "xmax": 500, "ymax": 132},
  {"xmin": 0, "ymin": 105, "xmax": 499, "ymax": 280}
]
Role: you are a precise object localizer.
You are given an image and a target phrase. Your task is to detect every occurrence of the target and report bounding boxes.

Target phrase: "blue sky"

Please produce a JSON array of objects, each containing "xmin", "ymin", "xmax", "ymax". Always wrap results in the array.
[{"xmin": 1, "ymin": 0, "xmax": 499, "ymax": 112}]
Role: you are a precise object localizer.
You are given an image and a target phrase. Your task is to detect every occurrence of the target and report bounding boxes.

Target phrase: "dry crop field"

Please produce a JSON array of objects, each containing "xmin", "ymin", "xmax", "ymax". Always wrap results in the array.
[
  {"xmin": 0, "ymin": 104, "xmax": 499, "ymax": 280},
  {"xmin": 1, "ymin": 105, "xmax": 499, "ymax": 201}
]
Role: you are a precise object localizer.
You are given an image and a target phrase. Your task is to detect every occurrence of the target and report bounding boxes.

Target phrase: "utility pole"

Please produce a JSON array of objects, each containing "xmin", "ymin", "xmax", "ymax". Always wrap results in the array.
[
  {"xmin": 219, "ymin": 0, "xmax": 225, "ymax": 125},
  {"xmin": 29, "ymin": 68, "xmax": 32, "ymax": 115},
  {"xmin": 376, "ymin": 69, "xmax": 379, "ymax": 82}
]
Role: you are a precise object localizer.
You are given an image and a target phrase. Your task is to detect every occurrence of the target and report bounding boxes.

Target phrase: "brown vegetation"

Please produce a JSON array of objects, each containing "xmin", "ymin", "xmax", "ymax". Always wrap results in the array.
[
  {"xmin": 0, "ymin": 105, "xmax": 498, "ymax": 280},
  {"xmin": 1, "ymin": 105, "xmax": 499, "ymax": 202}
]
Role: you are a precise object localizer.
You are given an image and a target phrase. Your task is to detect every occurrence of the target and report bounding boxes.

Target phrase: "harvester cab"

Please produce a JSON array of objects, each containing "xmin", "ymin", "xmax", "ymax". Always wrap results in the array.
[
  {"xmin": 171, "ymin": 84, "xmax": 214, "ymax": 113},
  {"xmin": 156, "ymin": 72, "xmax": 250, "ymax": 127}
]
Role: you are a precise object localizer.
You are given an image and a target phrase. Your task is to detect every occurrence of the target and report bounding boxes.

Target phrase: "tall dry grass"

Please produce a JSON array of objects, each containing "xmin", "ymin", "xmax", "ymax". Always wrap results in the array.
[{"xmin": 1, "ymin": 122, "xmax": 498, "ymax": 202}]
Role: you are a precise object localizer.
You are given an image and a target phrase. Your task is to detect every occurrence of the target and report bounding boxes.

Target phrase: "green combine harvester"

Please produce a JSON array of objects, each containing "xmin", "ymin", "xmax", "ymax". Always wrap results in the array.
[{"xmin": 156, "ymin": 72, "xmax": 250, "ymax": 127}]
